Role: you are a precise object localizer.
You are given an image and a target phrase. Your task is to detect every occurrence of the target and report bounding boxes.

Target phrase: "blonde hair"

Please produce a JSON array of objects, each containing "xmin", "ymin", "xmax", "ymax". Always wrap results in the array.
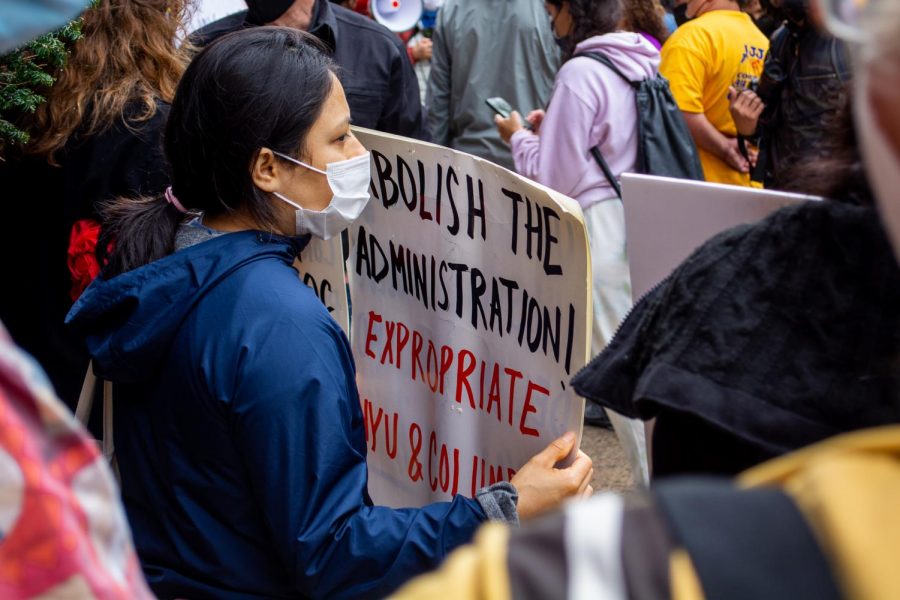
[{"xmin": 28, "ymin": 0, "xmax": 190, "ymax": 163}]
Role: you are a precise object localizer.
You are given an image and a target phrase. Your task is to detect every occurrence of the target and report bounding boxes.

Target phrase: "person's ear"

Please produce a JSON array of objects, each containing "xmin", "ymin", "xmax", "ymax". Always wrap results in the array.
[{"xmin": 252, "ymin": 148, "xmax": 281, "ymax": 193}]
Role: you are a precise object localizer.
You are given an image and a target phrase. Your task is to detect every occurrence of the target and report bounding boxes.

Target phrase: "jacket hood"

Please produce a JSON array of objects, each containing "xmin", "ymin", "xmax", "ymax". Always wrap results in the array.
[
  {"xmin": 573, "ymin": 32, "xmax": 660, "ymax": 81},
  {"xmin": 66, "ymin": 231, "xmax": 308, "ymax": 384}
]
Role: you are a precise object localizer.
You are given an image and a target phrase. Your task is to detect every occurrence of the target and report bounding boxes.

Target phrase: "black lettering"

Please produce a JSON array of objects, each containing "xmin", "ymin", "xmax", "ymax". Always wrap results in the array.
[
  {"xmin": 372, "ymin": 150, "xmax": 398, "ymax": 207},
  {"xmin": 499, "ymin": 277, "xmax": 519, "ymax": 334},
  {"xmin": 542, "ymin": 206, "xmax": 562, "ymax": 276},
  {"xmin": 398, "ymin": 155, "xmax": 417, "ymax": 211},
  {"xmin": 524, "ymin": 196, "xmax": 543, "ymax": 260},
  {"xmin": 565, "ymin": 303, "xmax": 575, "ymax": 374},
  {"xmin": 470, "ymin": 268, "xmax": 487, "ymax": 330},
  {"xmin": 355, "ymin": 226, "xmax": 371, "ymax": 277},
  {"xmin": 447, "ymin": 262, "xmax": 469, "ymax": 318},
  {"xmin": 438, "ymin": 261, "xmax": 450, "ymax": 310},
  {"xmin": 446, "ymin": 166, "xmax": 460, "ymax": 235},
  {"xmin": 526, "ymin": 297, "xmax": 542, "ymax": 353},
  {"xmin": 542, "ymin": 305, "xmax": 561, "ymax": 361},
  {"xmin": 418, "ymin": 160, "xmax": 433, "ymax": 221},
  {"xmin": 413, "ymin": 252, "xmax": 428, "ymax": 308},
  {"xmin": 389, "ymin": 241, "xmax": 408, "ymax": 293},
  {"xmin": 466, "ymin": 175, "xmax": 486, "ymax": 240},
  {"xmin": 502, "ymin": 188, "xmax": 523, "ymax": 255},
  {"xmin": 488, "ymin": 278, "xmax": 503, "ymax": 337}
]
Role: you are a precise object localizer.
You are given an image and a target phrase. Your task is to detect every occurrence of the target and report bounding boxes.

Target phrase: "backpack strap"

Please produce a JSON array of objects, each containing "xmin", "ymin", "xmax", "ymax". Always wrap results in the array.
[
  {"xmin": 574, "ymin": 51, "xmax": 639, "ymax": 88},
  {"xmin": 76, "ymin": 361, "xmax": 119, "ymax": 481},
  {"xmin": 589, "ymin": 146, "xmax": 622, "ymax": 199},
  {"xmin": 575, "ymin": 51, "xmax": 627, "ymax": 199}
]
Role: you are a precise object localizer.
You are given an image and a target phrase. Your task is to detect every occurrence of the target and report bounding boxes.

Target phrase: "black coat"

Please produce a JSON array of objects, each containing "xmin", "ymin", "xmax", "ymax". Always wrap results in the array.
[
  {"xmin": 0, "ymin": 105, "xmax": 169, "ymax": 407},
  {"xmin": 572, "ymin": 201, "xmax": 900, "ymax": 476},
  {"xmin": 194, "ymin": 0, "xmax": 427, "ymax": 140}
]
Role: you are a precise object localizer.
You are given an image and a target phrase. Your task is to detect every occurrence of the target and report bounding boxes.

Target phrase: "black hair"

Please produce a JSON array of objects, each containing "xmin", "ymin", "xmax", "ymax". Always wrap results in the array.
[
  {"xmin": 100, "ymin": 27, "xmax": 337, "ymax": 277},
  {"xmin": 546, "ymin": 0, "xmax": 623, "ymax": 60}
]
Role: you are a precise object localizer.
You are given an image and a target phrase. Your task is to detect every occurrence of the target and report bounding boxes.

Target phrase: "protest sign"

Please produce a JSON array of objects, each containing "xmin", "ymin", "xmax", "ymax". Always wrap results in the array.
[
  {"xmin": 350, "ymin": 128, "xmax": 592, "ymax": 507},
  {"xmin": 622, "ymin": 174, "xmax": 820, "ymax": 301},
  {"xmin": 297, "ymin": 237, "xmax": 350, "ymax": 337}
]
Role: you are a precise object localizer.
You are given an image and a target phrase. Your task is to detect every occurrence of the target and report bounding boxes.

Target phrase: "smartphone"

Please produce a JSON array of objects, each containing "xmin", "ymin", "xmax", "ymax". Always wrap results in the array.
[{"xmin": 485, "ymin": 97, "xmax": 533, "ymax": 130}]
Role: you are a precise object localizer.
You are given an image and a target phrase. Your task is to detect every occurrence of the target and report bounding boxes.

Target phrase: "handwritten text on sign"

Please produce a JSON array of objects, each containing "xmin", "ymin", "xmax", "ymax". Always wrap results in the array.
[{"xmin": 350, "ymin": 128, "xmax": 591, "ymax": 506}]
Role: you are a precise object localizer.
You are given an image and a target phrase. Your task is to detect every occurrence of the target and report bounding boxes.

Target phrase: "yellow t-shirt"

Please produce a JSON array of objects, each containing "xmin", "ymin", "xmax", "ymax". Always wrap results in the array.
[{"xmin": 661, "ymin": 10, "xmax": 769, "ymax": 187}]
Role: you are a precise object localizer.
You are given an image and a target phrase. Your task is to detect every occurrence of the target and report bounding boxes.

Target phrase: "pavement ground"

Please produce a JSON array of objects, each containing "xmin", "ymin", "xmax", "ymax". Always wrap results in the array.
[{"xmin": 581, "ymin": 424, "xmax": 635, "ymax": 493}]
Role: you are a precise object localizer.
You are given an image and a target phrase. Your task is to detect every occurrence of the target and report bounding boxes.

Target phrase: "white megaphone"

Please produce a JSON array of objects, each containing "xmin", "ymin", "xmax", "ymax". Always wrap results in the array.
[{"xmin": 370, "ymin": 0, "xmax": 423, "ymax": 32}]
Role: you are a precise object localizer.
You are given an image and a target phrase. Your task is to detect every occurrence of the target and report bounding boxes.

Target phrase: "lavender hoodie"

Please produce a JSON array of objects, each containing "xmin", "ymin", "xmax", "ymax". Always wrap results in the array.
[{"xmin": 511, "ymin": 33, "xmax": 660, "ymax": 209}]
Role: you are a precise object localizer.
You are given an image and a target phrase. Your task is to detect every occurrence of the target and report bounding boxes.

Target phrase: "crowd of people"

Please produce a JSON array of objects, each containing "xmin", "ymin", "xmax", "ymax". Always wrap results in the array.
[{"xmin": 0, "ymin": 0, "xmax": 898, "ymax": 598}]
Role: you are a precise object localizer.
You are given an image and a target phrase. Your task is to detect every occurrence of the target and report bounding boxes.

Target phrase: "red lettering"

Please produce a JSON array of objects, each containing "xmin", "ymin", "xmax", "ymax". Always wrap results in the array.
[
  {"xmin": 439, "ymin": 345, "xmax": 453, "ymax": 394},
  {"xmin": 439, "ymin": 443, "xmax": 450, "ymax": 493},
  {"xmin": 380, "ymin": 321, "xmax": 395, "ymax": 365},
  {"xmin": 411, "ymin": 330, "xmax": 424, "ymax": 383},
  {"xmin": 362, "ymin": 398, "xmax": 372, "ymax": 442},
  {"xmin": 519, "ymin": 381, "xmax": 546, "ymax": 437},
  {"xmin": 455, "ymin": 349, "xmax": 477, "ymax": 409},
  {"xmin": 478, "ymin": 361, "xmax": 486, "ymax": 409},
  {"xmin": 451, "ymin": 448, "xmax": 460, "ymax": 496},
  {"xmin": 504, "ymin": 367, "xmax": 523, "ymax": 427},
  {"xmin": 385, "ymin": 411, "xmax": 398, "ymax": 459},
  {"xmin": 429, "ymin": 431, "xmax": 438, "ymax": 491},
  {"xmin": 364, "ymin": 312, "xmax": 382, "ymax": 360},
  {"xmin": 408, "ymin": 423, "xmax": 423, "ymax": 482},
  {"xmin": 426, "ymin": 341, "xmax": 439, "ymax": 392},
  {"xmin": 486, "ymin": 363, "xmax": 502, "ymax": 422},
  {"xmin": 488, "ymin": 462, "xmax": 505, "ymax": 485},
  {"xmin": 396, "ymin": 322, "xmax": 410, "ymax": 369},
  {"xmin": 369, "ymin": 405, "xmax": 384, "ymax": 451}
]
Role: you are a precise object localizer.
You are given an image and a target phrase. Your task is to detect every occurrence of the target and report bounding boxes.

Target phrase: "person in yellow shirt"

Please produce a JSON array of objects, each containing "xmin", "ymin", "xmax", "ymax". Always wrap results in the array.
[{"xmin": 661, "ymin": 0, "xmax": 769, "ymax": 186}]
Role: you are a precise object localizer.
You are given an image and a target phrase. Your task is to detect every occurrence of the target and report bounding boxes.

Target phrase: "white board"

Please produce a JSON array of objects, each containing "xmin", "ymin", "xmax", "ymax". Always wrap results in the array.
[
  {"xmin": 622, "ymin": 174, "xmax": 820, "ymax": 301},
  {"xmin": 350, "ymin": 127, "xmax": 592, "ymax": 507},
  {"xmin": 297, "ymin": 236, "xmax": 350, "ymax": 337}
]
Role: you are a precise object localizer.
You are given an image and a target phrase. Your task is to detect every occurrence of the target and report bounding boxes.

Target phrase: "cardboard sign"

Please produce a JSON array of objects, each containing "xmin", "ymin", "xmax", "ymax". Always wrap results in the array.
[
  {"xmin": 622, "ymin": 174, "xmax": 820, "ymax": 301},
  {"xmin": 350, "ymin": 128, "xmax": 592, "ymax": 507},
  {"xmin": 297, "ymin": 236, "xmax": 350, "ymax": 337}
]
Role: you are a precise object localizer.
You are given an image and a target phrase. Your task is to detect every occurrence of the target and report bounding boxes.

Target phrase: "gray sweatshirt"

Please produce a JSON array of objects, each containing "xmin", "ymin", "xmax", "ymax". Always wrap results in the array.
[{"xmin": 426, "ymin": 0, "xmax": 560, "ymax": 170}]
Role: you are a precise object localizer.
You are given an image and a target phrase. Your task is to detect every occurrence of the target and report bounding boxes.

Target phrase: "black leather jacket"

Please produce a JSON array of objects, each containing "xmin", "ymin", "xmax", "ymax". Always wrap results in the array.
[{"xmin": 755, "ymin": 21, "xmax": 851, "ymax": 189}]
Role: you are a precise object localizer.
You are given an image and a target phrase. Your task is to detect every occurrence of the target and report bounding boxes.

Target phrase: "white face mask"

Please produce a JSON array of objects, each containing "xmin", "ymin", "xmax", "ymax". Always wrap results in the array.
[{"xmin": 272, "ymin": 151, "xmax": 372, "ymax": 240}]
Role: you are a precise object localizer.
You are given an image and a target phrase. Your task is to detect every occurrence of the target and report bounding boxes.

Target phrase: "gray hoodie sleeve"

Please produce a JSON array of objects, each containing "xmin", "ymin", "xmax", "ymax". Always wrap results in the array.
[{"xmin": 475, "ymin": 482, "xmax": 520, "ymax": 526}]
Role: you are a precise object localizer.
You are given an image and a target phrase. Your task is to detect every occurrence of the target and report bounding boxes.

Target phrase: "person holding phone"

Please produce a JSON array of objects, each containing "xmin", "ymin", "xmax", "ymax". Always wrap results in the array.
[
  {"xmin": 495, "ymin": 0, "xmax": 661, "ymax": 485},
  {"xmin": 67, "ymin": 28, "xmax": 592, "ymax": 600}
]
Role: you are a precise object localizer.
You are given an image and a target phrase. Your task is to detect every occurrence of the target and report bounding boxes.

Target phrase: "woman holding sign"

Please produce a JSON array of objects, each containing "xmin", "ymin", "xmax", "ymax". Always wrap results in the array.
[
  {"xmin": 66, "ymin": 28, "xmax": 592, "ymax": 600},
  {"xmin": 495, "ymin": 0, "xmax": 660, "ymax": 484}
]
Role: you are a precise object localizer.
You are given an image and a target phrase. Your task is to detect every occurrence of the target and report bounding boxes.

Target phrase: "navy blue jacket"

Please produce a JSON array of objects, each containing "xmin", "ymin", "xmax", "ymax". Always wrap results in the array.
[{"xmin": 67, "ymin": 231, "xmax": 485, "ymax": 599}]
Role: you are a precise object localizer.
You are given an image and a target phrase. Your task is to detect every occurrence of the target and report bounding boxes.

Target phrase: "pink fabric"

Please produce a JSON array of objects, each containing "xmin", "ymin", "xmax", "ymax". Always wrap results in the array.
[
  {"xmin": 0, "ymin": 324, "xmax": 153, "ymax": 599},
  {"xmin": 165, "ymin": 186, "xmax": 188, "ymax": 213},
  {"xmin": 510, "ymin": 33, "xmax": 659, "ymax": 209}
]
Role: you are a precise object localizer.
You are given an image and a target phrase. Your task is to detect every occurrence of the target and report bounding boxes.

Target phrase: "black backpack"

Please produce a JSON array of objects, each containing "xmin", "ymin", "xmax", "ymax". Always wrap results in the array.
[{"xmin": 576, "ymin": 52, "xmax": 704, "ymax": 198}]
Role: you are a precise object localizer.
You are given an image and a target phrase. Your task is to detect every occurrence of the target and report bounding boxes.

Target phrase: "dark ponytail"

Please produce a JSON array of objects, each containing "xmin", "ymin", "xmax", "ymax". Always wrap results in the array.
[
  {"xmin": 98, "ymin": 195, "xmax": 185, "ymax": 276},
  {"xmin": 102, "ymin": 27, "xmax": 337, "ymax": 277}
]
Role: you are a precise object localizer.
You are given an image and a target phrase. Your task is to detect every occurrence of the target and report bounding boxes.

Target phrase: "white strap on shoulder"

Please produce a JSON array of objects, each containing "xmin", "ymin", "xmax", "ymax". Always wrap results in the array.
[
  {"xmin": 74, "ymin": 362, "xmax": 117, "ymax": 478},
  {"xmin": 75, "ymin": 360, "xmax": 96, "ymax": 426}
]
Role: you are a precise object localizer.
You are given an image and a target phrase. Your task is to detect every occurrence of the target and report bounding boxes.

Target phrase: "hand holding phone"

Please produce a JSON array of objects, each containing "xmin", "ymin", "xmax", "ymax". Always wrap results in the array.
[{"xmin": 486, "ymin": 97, "xmax": 533, "ymax": 130}]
